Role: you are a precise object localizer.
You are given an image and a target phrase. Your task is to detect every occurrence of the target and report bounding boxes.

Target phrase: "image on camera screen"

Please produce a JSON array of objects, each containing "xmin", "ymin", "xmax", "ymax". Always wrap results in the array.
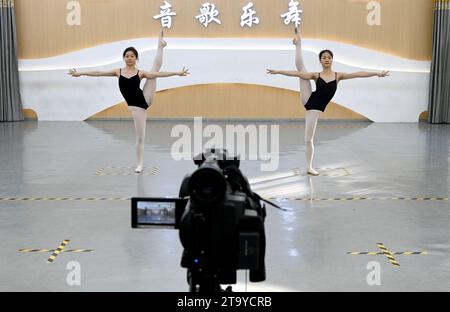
[{"xmin": 137, "ymin": 201, "xmax": 176, "ymax": 225}]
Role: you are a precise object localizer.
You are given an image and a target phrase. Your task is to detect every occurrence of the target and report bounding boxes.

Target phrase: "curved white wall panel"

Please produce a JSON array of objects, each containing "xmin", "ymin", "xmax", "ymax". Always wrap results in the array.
[{"xmin": 19, "ymin": 38, "xmax": 430, "ymax": 122}]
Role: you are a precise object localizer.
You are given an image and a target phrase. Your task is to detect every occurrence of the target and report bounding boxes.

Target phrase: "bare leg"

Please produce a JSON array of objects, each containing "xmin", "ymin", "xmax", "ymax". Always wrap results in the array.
[
  {"xmin": 129, "ymin": 106, "xmax": 147, "ymax": 173},
  {"xmin": 305, "ymin": 110, "xmax": 321, "ymax": 175},
  {"xmin": 294, "ymin": 29, "xmax": 313, "ymax": 106},
  {"xmin": 143, "ymin": 30, "xmax": 166, "ymax": 106}
]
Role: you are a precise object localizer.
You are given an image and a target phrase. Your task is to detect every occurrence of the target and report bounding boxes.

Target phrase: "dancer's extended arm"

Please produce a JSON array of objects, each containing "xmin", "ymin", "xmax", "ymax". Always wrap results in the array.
[
  {"xmin": 141, "ymin": 67, "xmax": 190, "ymax": 79},
  {"xmin": 68, "ymin": 68, "xmax": 118, "ymax": 77},
  {"xmin": 267, "ymin": 69, "xmax": 317, "ymax": 80},
  {"xmin": 339, "ymin": 71, "xmax": 389, "ymax": 81}
]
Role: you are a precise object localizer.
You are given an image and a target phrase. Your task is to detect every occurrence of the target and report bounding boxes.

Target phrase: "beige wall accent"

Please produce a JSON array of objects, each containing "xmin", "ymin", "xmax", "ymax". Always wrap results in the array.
[
  {"xmin": 419, "ymin": 111, "xmax": 428, "ymax": 122},
  {"xmin": 88, "ymin": 83, "xmax": 370, "ymax": 121},
  {"xmin": 22, "ymin": 109, "xmax": 38, "ymax": 120},
  {"xmin": 16, "ymin": 0, "xmax": 432, "ymax": 60}
]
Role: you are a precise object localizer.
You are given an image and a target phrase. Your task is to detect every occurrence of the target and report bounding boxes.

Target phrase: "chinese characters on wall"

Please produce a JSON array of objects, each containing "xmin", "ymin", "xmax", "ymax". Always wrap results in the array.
[
  {"xmin": 153, "ymin": 1, "xmax": 177, "ymax": 29},
  {"xmin": 153, "ymin": 1, "xmax": 303, "ymax": 29},
  {"xmin": 281, "ymin": 0, "xmax": 302, "ymax": 28}
]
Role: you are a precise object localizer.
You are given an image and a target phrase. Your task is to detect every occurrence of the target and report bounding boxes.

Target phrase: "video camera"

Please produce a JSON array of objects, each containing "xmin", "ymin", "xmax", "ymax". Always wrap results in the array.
[{"xmin": 132, "ymin": 148, "xmax": 274, "ymax": 292}]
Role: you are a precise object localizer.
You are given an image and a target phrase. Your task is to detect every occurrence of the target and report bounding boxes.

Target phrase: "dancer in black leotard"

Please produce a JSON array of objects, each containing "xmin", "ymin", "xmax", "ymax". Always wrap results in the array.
[
  {"xmin": 119, "ymin": 68, "xmax": 149, "ymax": 110},
  {"xmin": 268, "ymin": 28, "xmax": 389, "ymax": 176},
  {"xmin": 69, "ymin": 31, "xmax": 190, "ymax": 173},
  {"xmin": 304, "ymin": 72, "xmax": 338, "ymax": 112}
]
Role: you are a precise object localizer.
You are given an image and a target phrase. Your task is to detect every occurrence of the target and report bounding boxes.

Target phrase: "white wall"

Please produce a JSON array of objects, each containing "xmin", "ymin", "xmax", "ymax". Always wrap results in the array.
[{"xmin": 19, "ymin": 38, "xmax": 430, "ymax": 122}]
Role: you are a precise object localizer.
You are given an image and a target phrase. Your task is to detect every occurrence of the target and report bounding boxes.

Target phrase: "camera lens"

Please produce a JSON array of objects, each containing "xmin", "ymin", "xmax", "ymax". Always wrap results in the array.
[{"xmin": 189, "ymin": 167, "xmax": 226, "ymax": 203}]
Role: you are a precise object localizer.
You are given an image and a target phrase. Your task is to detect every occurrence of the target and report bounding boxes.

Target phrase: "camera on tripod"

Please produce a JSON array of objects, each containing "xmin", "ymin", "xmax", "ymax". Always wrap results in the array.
[{"xmin": 132, "ymin": 148, "xmax": 269, "ymax": 292}]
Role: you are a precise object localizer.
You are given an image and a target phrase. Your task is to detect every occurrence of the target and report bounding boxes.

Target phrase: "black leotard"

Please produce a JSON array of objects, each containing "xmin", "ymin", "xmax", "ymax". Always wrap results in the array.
[
  {"xmin": 118, "ymin": 69, "xmax": 149, "ymax": 110},
  {"xmin": 304, "ymin": 72, "xmax": 338, "ymax": 112}
]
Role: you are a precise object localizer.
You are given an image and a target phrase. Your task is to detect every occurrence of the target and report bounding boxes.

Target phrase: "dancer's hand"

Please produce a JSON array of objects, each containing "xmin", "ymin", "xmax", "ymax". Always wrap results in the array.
[
  {"xmin": 377, "ymin": 71, "xmax": 390, "ymax": 77},
  {"xmin": 178, "ymin": 67, "xmax": 190, "ymax": 76},
  {"xmin": 68, "ymin": 68, "xmax": 81, "ymax": 77},
  {"xmin": 267, "ymin": 69, "xmax": 279, "ymax": 75}
]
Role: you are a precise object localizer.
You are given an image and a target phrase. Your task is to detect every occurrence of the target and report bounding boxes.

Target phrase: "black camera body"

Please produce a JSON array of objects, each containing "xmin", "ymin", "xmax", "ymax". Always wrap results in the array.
[
  {"xmin": 178, "ymin": 149, "xmax": 266, "ymax": 292},
  {"xmin": 132, "ymin": 149, "xmax": 267, "ymax": 292}
]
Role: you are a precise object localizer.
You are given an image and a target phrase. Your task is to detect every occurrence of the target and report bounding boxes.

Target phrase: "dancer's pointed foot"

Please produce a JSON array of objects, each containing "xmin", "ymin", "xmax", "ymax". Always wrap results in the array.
[
  {"xmin": 307, "ymin": 168, "xmax": 319, "ymax": 176},
  {"xmin": 135, "ymin": 165, "xmax": 144, "ymax": 173},
  {"xmin": 158, "ymin": 30, "xmax": 167, "ymax": 48}
]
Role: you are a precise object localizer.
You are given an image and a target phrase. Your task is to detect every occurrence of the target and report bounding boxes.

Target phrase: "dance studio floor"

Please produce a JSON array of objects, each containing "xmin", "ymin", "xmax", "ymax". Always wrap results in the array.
[{"xmin": 0, "ymin": 120, "xmax": 449, "ymax": 291}]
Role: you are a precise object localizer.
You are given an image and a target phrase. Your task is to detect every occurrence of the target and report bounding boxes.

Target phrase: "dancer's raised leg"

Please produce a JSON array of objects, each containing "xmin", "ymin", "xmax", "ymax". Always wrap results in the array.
[
  {"xmin": 294, "ymin": 28, "xmax": 313, "ymax": 106},
  {"xmin": 129, "ymin": 106, "xmax": 147, "ymax": 173},
  {"xmin": 305, "ymin": 110, "xmax": 320, "ymax": 176},
  {"xmin": 143, "ymin": 30, "xmax": 167, "ymax": 106}
]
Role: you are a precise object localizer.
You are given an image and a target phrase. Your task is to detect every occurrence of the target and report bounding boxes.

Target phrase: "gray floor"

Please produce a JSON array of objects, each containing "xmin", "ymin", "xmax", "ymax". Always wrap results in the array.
[{"xmin": 0, "ymin": 120, "xmax": 449, "ymax": 292}]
